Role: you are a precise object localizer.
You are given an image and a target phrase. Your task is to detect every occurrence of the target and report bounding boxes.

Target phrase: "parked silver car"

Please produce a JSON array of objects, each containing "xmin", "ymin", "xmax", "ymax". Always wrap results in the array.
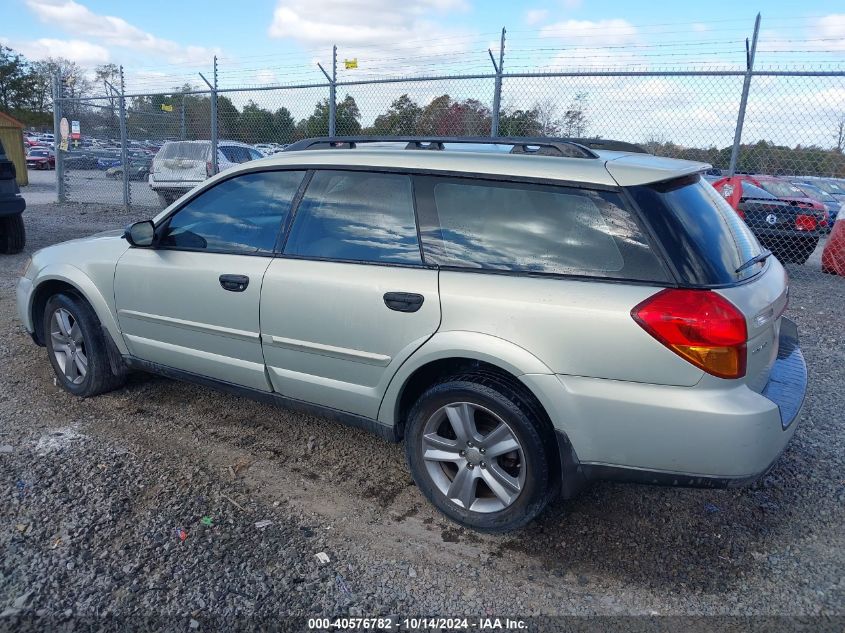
[
  {"xmin": 16, "ymin": 137, "xmax": 807, "ymax": 531},
  {"xmin": 149, "ymin": 140, "xmax": 263, "ymax": 207}
]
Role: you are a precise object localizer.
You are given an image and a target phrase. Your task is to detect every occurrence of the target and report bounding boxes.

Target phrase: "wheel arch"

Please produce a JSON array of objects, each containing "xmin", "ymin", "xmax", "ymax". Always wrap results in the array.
[
  {"xmin": 378, "ymin": 331, "xmax": 559, "ymax": 440},
  {"xmin": 29, "ymin": 265, "xmax": 127, "ymax": 355}
]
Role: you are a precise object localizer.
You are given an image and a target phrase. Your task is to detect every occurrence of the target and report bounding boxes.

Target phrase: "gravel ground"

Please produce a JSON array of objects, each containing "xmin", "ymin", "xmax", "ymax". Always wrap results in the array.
[{"xmin": 1, "ymin": 202, "xmax": 843, "ymax": 628}]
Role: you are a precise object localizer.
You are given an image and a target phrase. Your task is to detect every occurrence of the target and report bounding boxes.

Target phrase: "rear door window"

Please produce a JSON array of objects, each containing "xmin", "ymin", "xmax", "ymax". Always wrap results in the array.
[
  {"xmin": 415, "ymin": 176, "xmax": 668, "ymax": 282},
  {"xmin": 283, "ymin": 170, "xmax": 421, "ymax": 265}
]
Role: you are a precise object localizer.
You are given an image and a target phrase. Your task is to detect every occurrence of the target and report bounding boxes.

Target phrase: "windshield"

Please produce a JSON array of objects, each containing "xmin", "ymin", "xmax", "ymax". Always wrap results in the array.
[{"xmin": 759, "ymin": 179, "xmax": 805, "ymax": 198}]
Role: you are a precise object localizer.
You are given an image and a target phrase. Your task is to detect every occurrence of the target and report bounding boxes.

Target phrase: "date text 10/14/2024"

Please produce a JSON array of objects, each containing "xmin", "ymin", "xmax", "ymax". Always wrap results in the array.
[{"xmin": 307, "ymin": 617, "xmax": 528, "ymax": 630}]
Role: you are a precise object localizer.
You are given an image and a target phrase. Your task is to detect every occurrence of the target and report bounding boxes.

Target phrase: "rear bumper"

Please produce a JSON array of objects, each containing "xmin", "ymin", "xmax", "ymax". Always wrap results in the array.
[
  {"xmin": 148, "ymin": 181, "xmax": 197, "ymax": 192},
  {"xmin": 528, "ymin": 318, "xmax": 807, "ymax": 493}
]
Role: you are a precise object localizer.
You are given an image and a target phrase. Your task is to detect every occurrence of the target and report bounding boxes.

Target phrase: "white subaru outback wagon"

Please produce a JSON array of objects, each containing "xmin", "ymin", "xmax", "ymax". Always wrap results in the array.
[{"xmin": 17, "ymin": 137, "xmax": 807, "ymax": 532}]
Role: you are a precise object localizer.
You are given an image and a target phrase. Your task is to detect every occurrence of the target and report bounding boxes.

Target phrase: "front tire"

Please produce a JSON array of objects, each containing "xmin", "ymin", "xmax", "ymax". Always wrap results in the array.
[
  {"xmin": 405, "ymin": 374, "xmax": 557, "ymax": 532},
  {"xmin": 0, "ymin": 214, "xmax": 25, "ymax": 254},
  {"xmin": 44, "ymin": 293, "xmax": 126, "ymax": 397}
]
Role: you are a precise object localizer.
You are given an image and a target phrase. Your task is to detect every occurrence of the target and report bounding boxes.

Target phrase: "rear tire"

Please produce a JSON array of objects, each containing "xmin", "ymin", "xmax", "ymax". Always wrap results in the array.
[
  {"xmin": 405, "ymin": 373, "xmax": 557, "ymax": 532},
  {"xmin": 0, "ymin": 214, "xmax": 25, "ymax": 254},
  {"xmin": 44, "ymin": 293, "xmax": 126, "ymax": 398}
]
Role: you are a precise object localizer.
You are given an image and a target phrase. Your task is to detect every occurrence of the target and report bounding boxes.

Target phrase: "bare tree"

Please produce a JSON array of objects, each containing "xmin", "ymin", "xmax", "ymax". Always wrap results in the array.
[
  {"xmin": 836, "ymin": 113, "xmax": 845, "ymax": 154},
  {"xmin": 561, "ymin": 93, "xmax": 588, "ymax": 137},
  {"xmin": 534, "ymin": 99, "xmax": 560, "ymax": 136}
]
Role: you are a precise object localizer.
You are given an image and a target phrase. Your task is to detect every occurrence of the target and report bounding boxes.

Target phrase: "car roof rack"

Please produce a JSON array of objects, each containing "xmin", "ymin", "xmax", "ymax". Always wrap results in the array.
[{"xmin": 284, "ymin": 136, "xmax": 649, "ymax": 158}]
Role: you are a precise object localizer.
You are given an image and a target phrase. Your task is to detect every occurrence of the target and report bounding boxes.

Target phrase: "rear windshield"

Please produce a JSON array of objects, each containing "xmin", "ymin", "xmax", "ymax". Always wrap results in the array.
[
  {"xmin": 629, "ymin": 175, "xmax": 764, "ymax": 285},
  {"xmin": 759, "ymin": 179, "xmax": 804, "ymax": 198},
  {"xmin": 742, "ymin": 182, "xmax": 776, "ymax": 199},
  {"xmin": 156, "ymin": 142, "xmax": 209, "ymax": 161}
]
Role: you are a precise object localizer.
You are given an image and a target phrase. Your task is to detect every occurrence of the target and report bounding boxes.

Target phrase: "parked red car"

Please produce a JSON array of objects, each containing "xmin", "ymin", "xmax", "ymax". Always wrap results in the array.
[
  {"xmin": 26, "ymin": 148, "xmax": 55, "ymax": 170},
  {"xmin": 711, "ymin": 175, "xmax": 827, "ymax": 264},
  {"xmin": 822, "ymin": 212, "xmax": 845, "ymax": 276},
  {"xmin": 735, "ymin": 175, "xmax": 829, "ymax": 230}
]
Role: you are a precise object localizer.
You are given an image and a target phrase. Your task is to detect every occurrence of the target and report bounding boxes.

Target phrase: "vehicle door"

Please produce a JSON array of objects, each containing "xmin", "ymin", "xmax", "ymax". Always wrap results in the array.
[
  {"xmin": 260, "ymin": 169, "xmax": 441, "ymax": 418},
  {"xmin": 114, "ymin": 169, "xmax": 306, "ymax": 391}
]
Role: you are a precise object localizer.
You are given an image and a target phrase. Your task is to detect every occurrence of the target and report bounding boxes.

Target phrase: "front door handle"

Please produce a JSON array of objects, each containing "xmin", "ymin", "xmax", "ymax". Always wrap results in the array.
[
  {"xmin": 219, "ymin": 274, "xmax": 249, "ymax": 292},
  {"xmin": 383, "ymin": 292, "xmax": 424, "ymax": 313}
]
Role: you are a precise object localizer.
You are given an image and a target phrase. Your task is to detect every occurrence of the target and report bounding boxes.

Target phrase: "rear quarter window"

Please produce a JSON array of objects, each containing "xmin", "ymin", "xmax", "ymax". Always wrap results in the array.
[
  {"xmin": 415, "ymin": 176, "xmax": 669, "ymax": 282},
  {"xmin": 628, "ymin": 175, "xmax": 764, "ymax": 285}
]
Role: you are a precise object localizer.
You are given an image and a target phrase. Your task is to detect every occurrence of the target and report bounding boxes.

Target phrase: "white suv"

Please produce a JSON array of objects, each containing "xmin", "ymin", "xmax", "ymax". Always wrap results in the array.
[
  {"xmin": 17, "ymin": 136, "xmax": 807, "ymax": 531},
  {"xmin": 149, "ymin": 140, "xmax": 262, "ymax": 206}
]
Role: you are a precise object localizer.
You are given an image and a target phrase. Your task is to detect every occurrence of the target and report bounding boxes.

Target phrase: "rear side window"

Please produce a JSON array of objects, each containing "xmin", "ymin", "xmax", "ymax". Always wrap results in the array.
[
  {"xmin": 284, "ymin": 170, "xmax": 422, "ymax": 265},
  {"xmin": 629, "ymin": 175, "xmax": 764, "ymax": 284},
  {"xmin": 159, "ymin": 170, "xmax": 305, "ymax": 253},
  {"xmin": 220, "ymin": 146, "xmax": 253, "ymax": 164},
  {"xmin": 416, "ymin": 176, "xmax": 668, "ymax": 281}
]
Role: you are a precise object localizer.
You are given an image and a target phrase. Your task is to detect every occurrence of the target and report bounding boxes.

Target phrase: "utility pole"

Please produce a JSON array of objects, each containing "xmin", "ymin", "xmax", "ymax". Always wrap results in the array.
[
  {"xmin": 489, "ymin": 27, "xmax": 506, "ymax": 137},
  {"xmin": 728, "ymin": 13, "xmax": 761, "ymax": 176}
]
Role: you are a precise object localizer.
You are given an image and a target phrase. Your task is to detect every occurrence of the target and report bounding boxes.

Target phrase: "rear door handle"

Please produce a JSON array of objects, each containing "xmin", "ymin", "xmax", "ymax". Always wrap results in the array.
[
  {"xmin": 383, "ymin": 292, "xmax": 424, "ymax": 313},
  {"xmin": 219, "ymin": 274, "xmax": 250, "ymax": 292}
]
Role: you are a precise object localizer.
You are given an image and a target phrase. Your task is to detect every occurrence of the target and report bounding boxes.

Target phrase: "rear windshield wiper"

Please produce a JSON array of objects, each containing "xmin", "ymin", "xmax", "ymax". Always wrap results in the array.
[{"xmin": 736, "ymin": 249, "xmax": 772, "ymax": 274}]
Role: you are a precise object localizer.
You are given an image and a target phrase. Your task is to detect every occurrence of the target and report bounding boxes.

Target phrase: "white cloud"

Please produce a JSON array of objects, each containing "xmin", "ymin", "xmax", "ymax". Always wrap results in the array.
[
  {"xmin": 0, "ymin": 37, "xmax": 109, "ymax": 65},
  {"xmin": 268, "ymin": 0, "xmax": 469, "ymax": 48},
  {"xmin": 810, "ymin": 13, "xmax": 845, "ymax": 51},
  {"xmin": 539, "ymin": 19, "xmax": 638, "ymax": 47},
  {"xmin": 561, "ymin": 0, "xmax": 582, "ymax": 8},
  {"xmin": 525, "ymin": 9, "xmax": 549, "ymax": 26},
  {"xmin": 691, "ymin": 23, "xmax": 709, "ymax": 33},
  {"xmin": 25, "ymin": 0, "xmax": 218, "ymax": 63}
]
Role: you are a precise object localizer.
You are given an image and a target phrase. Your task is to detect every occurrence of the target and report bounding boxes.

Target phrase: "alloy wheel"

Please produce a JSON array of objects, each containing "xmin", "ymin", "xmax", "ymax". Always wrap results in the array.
[
  {"xmin": 421, "ymin": 402, "xmax": 526, "ymax": 513},
  {"xmin": 50, "ymin": 308, "xmax": 88, "ymax": 385}
]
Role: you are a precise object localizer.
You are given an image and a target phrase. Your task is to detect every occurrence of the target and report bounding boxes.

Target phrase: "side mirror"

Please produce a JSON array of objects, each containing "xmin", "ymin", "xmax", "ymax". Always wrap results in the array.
[{"xmin": 123, "ymin": 220, "xmax": 156, "ymax": 247}]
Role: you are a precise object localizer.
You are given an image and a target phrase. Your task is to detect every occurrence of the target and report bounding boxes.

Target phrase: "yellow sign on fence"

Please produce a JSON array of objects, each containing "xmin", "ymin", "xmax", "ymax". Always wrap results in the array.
[
  {"xmin": 161, "ymin": 104, "xmax": 174, "ymax": 112},
  {"xmin": 344, "ymin": 59, "xmax": 358, "ymax": 70}
]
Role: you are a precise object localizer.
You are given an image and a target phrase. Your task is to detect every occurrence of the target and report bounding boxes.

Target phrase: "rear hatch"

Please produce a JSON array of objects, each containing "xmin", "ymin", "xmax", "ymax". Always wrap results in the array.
[
  {"xmin": 152, "ymin": 141, "xmax": 209, "ymax": 185},
  {"xmin": 626, "ymin": 174, "xmax": 789, "ymax": 392}
]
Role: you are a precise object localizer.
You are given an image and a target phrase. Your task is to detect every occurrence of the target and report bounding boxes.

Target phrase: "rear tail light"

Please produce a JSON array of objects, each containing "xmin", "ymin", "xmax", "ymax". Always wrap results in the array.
[
  {"xmin": 632, "ymin": 289, "xmax": 747, "ymax": 379},
  {"xmin": 795, "ymin": 214, "xmax": 817, "ymax": 231},
  {"xmin": 206, "ymin": 161, "xmax": 214, "ymax": 177}
]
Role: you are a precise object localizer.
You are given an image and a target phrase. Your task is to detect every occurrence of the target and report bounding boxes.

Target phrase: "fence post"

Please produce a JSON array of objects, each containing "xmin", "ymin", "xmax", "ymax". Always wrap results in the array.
[
  {"xmin": 180, "ymin": 94, "xmax": 186, "ymax": 140},
  {"xmin": 199, "ymin": 57, "xmax": 218, "ymax": 174},
  {"xmin": 118, "ymin": 66, "xmax": 130, "ymax": 209},
  {"xmin": 489, "ymin": 27, "xmax": 506, "ymax": 137},
  {"xmin": 330, "ymin": 45, "xmax": 337, "ymax": 136},
  {"xmin": 317, "ymin": 47, "xmax": 337, "ymax": 137},
  {"xmin": 52, "ymin": 74, "xmax": 65, "ymax": 203},
  {"xmin": 728, "ymin": 13, "xmax": 761, "ymax": 176}
]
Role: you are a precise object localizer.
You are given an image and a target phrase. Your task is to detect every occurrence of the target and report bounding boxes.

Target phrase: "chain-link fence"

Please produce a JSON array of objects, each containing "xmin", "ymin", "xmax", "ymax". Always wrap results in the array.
[{"xmin": 50, "ymin": 53, "xmax": 845, "ymax": 285}]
